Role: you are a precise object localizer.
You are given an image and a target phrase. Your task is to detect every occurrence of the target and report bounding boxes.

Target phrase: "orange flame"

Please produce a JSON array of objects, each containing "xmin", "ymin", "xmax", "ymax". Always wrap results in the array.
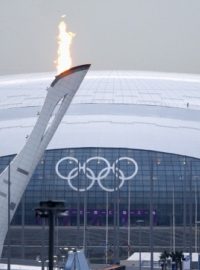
[{"xmin": 56, "ymin": 18, "xmax": 75, "ymax": 74}]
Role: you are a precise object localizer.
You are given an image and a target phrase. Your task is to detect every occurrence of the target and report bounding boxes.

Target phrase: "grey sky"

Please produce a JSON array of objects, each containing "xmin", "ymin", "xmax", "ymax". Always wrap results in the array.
[{"xmin": 0, "ymin": 0, "xmax": 200, "ymax": 75}]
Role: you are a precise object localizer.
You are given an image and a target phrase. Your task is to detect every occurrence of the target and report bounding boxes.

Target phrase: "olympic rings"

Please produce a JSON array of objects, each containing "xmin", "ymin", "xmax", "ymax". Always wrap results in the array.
[{"xmin": 55, "ymin": 156, "xmax": 138, "ymax": 192}]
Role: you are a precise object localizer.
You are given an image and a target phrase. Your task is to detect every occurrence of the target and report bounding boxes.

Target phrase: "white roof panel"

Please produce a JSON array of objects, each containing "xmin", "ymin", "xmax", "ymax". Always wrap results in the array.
[{"xmin": 0, "ymin": 70, "xmax": 200, "ymax": 158}]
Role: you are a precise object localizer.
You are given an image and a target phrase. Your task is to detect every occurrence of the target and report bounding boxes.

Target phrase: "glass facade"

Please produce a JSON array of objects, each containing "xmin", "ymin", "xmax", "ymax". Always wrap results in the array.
[{"xmin": 1, "ymin": 147, "xmax": 200, "ymax": 261}]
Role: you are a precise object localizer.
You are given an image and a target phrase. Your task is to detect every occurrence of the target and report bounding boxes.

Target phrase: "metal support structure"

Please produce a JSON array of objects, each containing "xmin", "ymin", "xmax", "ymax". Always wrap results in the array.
[
  {"xmin": 76, "ymin": 161, "xmax": 80, "ymax": 249},
  {"xmin": 105, "ymin": 192, "xmax": 108, "ymax": 264},
  {"xmin": 7, "ymin": 163, "xmax": 11, "ymax": 270},
  {"xmin": 48, "ymin": 210, "xmax": 54, "ymax": 270},
  {"xmin": 196, "ymin": 221, "xmax": 200, "ymax": 256},
  {"xmin": 41, "ymin": 218, "xmax": 45, "ymax": 270},
  {"xmin": 21, "ymin": 195, "xmax": 25, "ymax": 259},
  {"xmin": 83, "ymin": 189, "xmax": 87, "ymax": 252},
  {"xmin": 0, "ymin": 64, "xmax": 90, "ymax": 257},
  {"xmin": 116, "ymin": 178, "xmax": 120, "ymax": 263},
  {"xmin": 128, "ymin": 180, "xmax": 131, "ymax": 258},
  {"xmin": 195, "ymin": 180, "xmax": 198, "ymax": 253},
  {"xmin": 189, "ymin": 161, "xmax": 192, "ymax": 268},
  {"xmin": 149, "ymin": 160, "xmax": 154, "ymax": 270},
  {"xmin": 35, "ymin": 200, "xmax": 66, "ymax": 270},
  {"xmin": 136, "ymin": 220, "xmax": 144, "ymax": 270},
  {"xmin": 183, "ymin": 164, "xmax": 186, "ymax": 251},
  {"xmin": 41, "ymin": 158, "xmax": 45, "ymax": 270},
  {"xmin": 172, "ymin": 184, "xmax": 175, "ymax": 252},
  {"xmin": 113, "ymin": 161, "xmax": 120, "ymax": 264}
]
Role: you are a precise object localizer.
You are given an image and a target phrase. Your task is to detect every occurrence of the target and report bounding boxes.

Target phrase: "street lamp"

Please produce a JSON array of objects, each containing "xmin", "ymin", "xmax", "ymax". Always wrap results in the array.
[
  {"xmin": 35, "ymin": 200, "xmax": 66, "ymax": 270},
  {"xmin": 136, "ymin": 219, "xmax": 144, "ymax": 270}
]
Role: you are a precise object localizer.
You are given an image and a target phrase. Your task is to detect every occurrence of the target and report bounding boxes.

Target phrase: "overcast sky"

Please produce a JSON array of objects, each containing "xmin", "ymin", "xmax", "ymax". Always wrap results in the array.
[{"xmin": 0, "ymin": 0, "xmax": 200, "ymax": 75}]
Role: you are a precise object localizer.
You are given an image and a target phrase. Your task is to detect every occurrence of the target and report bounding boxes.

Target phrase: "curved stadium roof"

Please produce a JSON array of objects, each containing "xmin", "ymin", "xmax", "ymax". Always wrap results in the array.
[{"xmin": 0, "ymin": 70, "xmax": 200, "ymax": 158}]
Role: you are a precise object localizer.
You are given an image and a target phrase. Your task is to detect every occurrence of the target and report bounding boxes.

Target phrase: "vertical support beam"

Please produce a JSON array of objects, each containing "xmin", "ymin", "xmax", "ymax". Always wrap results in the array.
[
  {"xmin": 172, "ymin": 184, "xmax": 175, "ymax": 252},
  {"xmin": 21, "ymin": 195, "xmax": 25, "ymax": 259},
  {"xmin": 7, "ymin": 162, "xmax": 11, "ymax": 270},
  {"xmin": 35, "ymin": 201, "xmax": 66, "ymax": 270},
  {"xmin": 139, "ymin": 223, "xmax": 142, "ymax": 270},
  {"xmin": 128, "ymin": 180, "xmax": 131, "ymax": 258},
  {"xmin": 149, "ymin": 159, "xmax": 154, "ymax": 270},
  {"xmin": 76, "ymin": 161, "xmax": 80, "ymax": 249},
  {"xmin": 83, "ymin": 174, "xmax": 87, "ymax": 252},
  {"xmin": 195, "ymin": 179, "xmax": 198, "ymax": 253},
  {"xmin": 41, "ymin": 158, "xmax": 45, "ymax": 270},
  {"xmin": 41, "ymin": 218, "xmax": 45, "ymax": 270},
  {"xmin": 105, "ymin": 192, "xmax": 108, "ymax": 264},
  {"xmin": 183, "ymin": 162, "xmax": 186, "ymax": 251},
  {"xmin": 48, "ymin": 210, "xmax": 54, "ymax": 270},
  {"xmin": 83, "ymin": 199, "xmax": 86, "ymax": 251},
  {"xmin": 116, "ymin": 169, "xmax": 120, "ymax": 263},
  {"xmin": 113, "ymin": 159, "xmax": 119, "ymax": 264},
  {"xmin": 189, "ymin": 161, "xmax": 192, "ymax": 267}
]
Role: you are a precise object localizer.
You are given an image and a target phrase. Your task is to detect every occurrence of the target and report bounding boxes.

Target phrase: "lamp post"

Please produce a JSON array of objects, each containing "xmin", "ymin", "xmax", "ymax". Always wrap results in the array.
[
  {"xmin": 136, "ymin": 219, "xmax": 144, "ymax": 270},
  {"xmin": 195, "ymin": 221, "xmax": 200, "ymax": 254},
  {"xmin": 35, "ymin": 200, "xmax": 66, "ymax": 270}
]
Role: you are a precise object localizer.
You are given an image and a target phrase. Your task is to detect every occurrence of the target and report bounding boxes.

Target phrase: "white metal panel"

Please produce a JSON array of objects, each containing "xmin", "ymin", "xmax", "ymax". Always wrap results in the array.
[{"xmin": 0, "ymin": 70, "xmax": 200, "ymax": 159}]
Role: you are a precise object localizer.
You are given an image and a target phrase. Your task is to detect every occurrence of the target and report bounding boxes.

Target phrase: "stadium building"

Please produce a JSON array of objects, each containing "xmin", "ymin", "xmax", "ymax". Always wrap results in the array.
[{"xmin": 0, "ymin": 70, "xmax": 200, "ymax": 263}]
